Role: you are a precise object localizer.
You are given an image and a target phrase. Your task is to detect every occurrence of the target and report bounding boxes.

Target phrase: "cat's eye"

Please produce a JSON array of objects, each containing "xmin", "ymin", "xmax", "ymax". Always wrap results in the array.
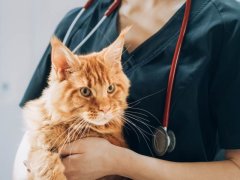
[
  {"xmin": 107, "ymin": 84, "xmax": 116, "ymax": 94},
  {"xmin": 80, "ymin": 87, "xmax": 92, "ymax": 97}
]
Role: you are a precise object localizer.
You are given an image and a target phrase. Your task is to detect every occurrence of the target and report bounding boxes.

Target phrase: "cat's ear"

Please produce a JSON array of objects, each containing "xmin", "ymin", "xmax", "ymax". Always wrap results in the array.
[
  {"xmin": 103, "ymin": 26, "xmax": 131, "ymax": 68},
  {"xmin": 50, "ymin": 36, "xmax": 75, "ymax": 81}
]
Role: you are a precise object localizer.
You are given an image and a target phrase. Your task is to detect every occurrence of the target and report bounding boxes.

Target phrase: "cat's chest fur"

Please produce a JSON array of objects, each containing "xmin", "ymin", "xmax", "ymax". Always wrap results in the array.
[
  {"xmin": 26, "ymin": 108, "xmax": 126, "ymax": 152},
  {"xmin": 35, "ymin": 124, "xmax": 126, "ymax": 152}
]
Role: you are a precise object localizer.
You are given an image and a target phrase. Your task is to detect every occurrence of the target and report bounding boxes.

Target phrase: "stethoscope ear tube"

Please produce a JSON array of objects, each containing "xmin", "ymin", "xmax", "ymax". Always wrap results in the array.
[
  {"xmin": 105, "ymin": 0, "xmax": 122, "ymax": 16},
  {"xmin": 63, "ymin": 0, "xmax": 122, "ymax": 53},
  {"xmin": 162, "ymin": 0, "xmax": 192, "ymax": 129},
  {"xmin": 63, "ymin": 0, "xmax": 97, "ymax": 44},
  {"xmin": 83, "ymin": 0, "xmax": 95, "ymax": 9}
]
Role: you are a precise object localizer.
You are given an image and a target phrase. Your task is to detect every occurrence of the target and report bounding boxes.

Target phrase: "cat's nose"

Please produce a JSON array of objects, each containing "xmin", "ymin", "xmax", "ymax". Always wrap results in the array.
[{"xmin": 98, "ymin": 106, "xmax": 111, "ymax": 113}]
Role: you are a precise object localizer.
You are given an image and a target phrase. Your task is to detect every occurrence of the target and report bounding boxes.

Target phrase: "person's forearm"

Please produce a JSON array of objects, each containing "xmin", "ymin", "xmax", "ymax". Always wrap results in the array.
[{"xmin": 113, "ymin": 147, "xmax": 240, "ymax": 180}]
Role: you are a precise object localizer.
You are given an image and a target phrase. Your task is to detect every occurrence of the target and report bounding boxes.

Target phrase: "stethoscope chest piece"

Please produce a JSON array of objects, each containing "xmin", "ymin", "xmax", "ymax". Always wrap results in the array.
[{"xmin": 153, "ymin": 126, "xmax": 176, "ymax": 156}]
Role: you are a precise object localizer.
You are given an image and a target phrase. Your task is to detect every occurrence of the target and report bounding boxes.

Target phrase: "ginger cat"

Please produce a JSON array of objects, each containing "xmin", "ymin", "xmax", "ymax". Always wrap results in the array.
[{"xmin": 24, "ymin": 28, "xmax": 130, "ymax": 180}]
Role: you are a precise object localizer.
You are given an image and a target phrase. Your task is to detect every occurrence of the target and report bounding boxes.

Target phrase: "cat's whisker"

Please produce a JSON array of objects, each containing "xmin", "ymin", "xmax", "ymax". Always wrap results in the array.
[
  {"xmin": 124, "ymin": 112, "xmax": 150, "ymax": 122},
  {"xmin": 58, "ymin": 125, "xmax": 76, "ymax": 153},
  {"xmin": 112, "ymin": 104, "xmax": 159, "ymax": 124},
  {"xmin": 127, "ymin": 107, "xmax": 161, "ymax": 125},
  {"xmin": 125, "ymin": 114, "xmax": 158, "ymax": 132},
  {"xmin": 129, "ymin": 101, "xmax": 141, "ymax": 108},
  {"xmin": 121, "ymin": 116, "xmax": 147, "ymax": 138},
  {"xmin": 111, "ymin": 108, "xmax": 153, "ymax": 132},
  {"xmin": 122, "ymin": 44, "xmax": 132, "ymax": 55},
  {"xmin": 71, "ymin": 123, "xmax": 83, "ymax": 140},
  {"xmin": 128, "ymin": 88, "xmax": 166, "ymax": 107},
  {"xmin": 86, "ymin": 124, "xmax": 91, "ymax": 137},
  {"xmin": 122, "ymin": 117, "xmax": 153, "ymax": 137},
  {"xmin": 78, "ymin": 121, "xmax": 89, "ymax": 140},
  {"xmin": 68, "ymin": 121, "xmax": 89, "ymax": 158},
  {"xmin": 125, "ymin": 110, "xmax": 149, "ymax": 117},
  {"xmin": 57, "ymin": 119, "xmax": 86, "ymax": 153},
  {"xmin": 119, "ymin": 44, "xmax": 133, "ymax": 65},
  {"xmin": 116, "ymin": 115, "xmax": 141, "ymax": 142},
  {"xmin": 121, "ymin": 116, "xmax": 154, "ymax": 156},
  {"xmin": 80, "ymin": 123, "xmax": 89, "ymax": 138},
  {"xmin": 71, "ymin": 120, "xmax": 86, "ymax": 139},
  {"xmin": 121, "ymin": 54, "xmax": 134, "ymax": 68},
  {"xmin": 67, "ymin": 121, "xmax": 89, "ymax": 150},
  {"xmin": 50, "ymin": 121, "xmax": 78, "ymax": 149},
  {"xmin": 124, "ymin": 114, "xmax": 155, "ymax": 134}
]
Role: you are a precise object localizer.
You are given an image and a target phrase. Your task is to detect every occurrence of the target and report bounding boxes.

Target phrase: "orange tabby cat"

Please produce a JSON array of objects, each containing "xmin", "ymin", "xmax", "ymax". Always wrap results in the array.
[{"xmin": 24, "ymin": 28, "xmax": 131, "ymax": 180}]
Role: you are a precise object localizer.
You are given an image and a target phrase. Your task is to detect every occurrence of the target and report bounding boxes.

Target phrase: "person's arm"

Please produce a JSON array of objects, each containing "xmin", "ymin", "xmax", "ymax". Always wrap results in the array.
[
  {"xmin": 60, "ymin": 138, "xmax": 240, "ymax": 180},
  {"xmin": 13, "ymin": 132, "xmax": 31, "ymax": 180},
  {"xmin": 116, "ymin": 147, "xmax": 240, "ymax": 180}
]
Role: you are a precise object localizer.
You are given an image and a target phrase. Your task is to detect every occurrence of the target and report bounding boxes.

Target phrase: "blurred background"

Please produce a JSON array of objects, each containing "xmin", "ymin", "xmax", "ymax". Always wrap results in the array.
[{"xmin": 0, "ymin": 0, "xmax": 85, "ymax": 179}]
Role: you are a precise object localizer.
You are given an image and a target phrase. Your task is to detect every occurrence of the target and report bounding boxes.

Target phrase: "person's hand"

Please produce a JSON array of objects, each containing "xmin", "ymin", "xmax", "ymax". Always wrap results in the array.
[{"xmin": 59, "ymin": 137, "xmax": 121, "ymax": 180}]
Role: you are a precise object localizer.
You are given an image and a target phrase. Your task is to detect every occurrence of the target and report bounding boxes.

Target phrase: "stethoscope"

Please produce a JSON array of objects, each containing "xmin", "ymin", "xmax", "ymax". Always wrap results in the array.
[{"xmin": 61, "ymin": 0, "xmax": 192, "ymax": 156}]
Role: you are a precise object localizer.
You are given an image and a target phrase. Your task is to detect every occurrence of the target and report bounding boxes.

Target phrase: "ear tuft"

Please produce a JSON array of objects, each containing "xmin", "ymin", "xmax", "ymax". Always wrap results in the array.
[
  {"xmin": 50, "ymin": 36, "xmax": 62, "ymax": 48},
  {"xmin": 50, "ymin": 36, "xmax": 75, "ymax": 80},
  {"xmin": 119, "ymin": 26, "xmax": 132, "ymax": 38},
  {"xmin": 103, "ymin": 26, "xmax": 131, "ymax": 68}
]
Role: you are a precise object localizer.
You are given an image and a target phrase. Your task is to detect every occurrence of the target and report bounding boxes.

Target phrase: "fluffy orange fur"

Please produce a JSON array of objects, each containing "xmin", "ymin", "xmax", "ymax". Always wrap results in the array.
[{"xmin": 24, "ymin": 28, "xmax": 131, "ymax": 180}]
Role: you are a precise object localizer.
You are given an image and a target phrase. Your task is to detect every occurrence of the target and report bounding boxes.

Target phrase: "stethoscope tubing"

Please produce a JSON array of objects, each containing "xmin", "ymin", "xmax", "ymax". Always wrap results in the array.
[
  {"xmin": 162, "ymin": 0, "xmax": 192, "ymax": 129},
  {"xmin": 62, "ymin": 0, "xmax": 122, "ymax": 52},
  {"xmin": 63, "ymin": 0, "xmax": 96, "ymax": 45},
  {"xmin": 73, "ymin": 15, "xmax": 107, "ymax": 53}
]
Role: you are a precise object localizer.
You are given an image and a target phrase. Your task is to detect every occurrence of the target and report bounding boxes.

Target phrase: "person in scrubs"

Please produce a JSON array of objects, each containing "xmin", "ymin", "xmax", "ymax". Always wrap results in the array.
[{"xmin": 14, "ymin": 0, "xmax": 240, "ymax": 179}]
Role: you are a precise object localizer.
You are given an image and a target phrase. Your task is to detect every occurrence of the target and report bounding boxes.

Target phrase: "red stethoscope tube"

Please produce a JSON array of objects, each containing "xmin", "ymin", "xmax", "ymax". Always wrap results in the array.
[
  {"xmin": 83, "ymin": 0, "xmax": 95, "ymax": 9},
  {"xmin": 162, "ymin": 0, "xmax": 192, "ymax": 128},
  {"xmin": 105, "ymin": 0, "xmax": 122, "ymax": 16}
]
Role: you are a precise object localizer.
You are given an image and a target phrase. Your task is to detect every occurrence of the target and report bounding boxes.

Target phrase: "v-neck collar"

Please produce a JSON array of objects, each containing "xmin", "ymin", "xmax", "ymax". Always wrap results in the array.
[{"xmin": 109, "ymin": 2, "xmax": 186, "ymax": 73}]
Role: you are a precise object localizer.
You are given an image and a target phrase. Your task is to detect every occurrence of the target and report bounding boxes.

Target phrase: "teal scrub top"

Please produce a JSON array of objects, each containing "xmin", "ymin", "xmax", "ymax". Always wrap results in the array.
[{"xmin": 20, "ymin": 0, "xmax": 240, "ymax": 162}]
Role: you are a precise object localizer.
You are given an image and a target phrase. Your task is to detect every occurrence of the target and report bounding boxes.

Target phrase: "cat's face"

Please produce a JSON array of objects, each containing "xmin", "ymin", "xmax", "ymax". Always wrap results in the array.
[{"xmin": 47, "ymin": 28, "xmax": 130, "ymax": 132}]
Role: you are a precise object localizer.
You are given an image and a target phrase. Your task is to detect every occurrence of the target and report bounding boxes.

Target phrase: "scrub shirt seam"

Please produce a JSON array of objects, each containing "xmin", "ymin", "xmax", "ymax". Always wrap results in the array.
[
  {"xmin": 210, "ymin": 0, "xmax": 226, "ymax": 43},
  {"xmin": 208, "ymin": 0, "xmax": 237, "ymax": 149},
  {"xmin": 169, "ymin": 63, "xmax": 211, "ymax": 161},
  {"xmin": 207, "ymin": 0, "xmax": 226, "ymax": 118},
  {"xmin": 125, "ymin": 33, "xmax": 179, "ymax": 75},
  {"xmin": 169, "ymin": 0, "xmax": 225, "ymax": 115}
]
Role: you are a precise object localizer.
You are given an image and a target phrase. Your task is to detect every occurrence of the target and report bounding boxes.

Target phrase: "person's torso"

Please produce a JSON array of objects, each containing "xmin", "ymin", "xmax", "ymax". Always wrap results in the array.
[{"xmin": 23, "ymin": 0, "xmax": 240, "ymax": 162}]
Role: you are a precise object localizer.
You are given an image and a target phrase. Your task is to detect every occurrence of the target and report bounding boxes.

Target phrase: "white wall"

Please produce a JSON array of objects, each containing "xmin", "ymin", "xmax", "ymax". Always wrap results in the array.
[{"xmin": 0, "ymin": 0, "xmax": 85, "ymax": 179}]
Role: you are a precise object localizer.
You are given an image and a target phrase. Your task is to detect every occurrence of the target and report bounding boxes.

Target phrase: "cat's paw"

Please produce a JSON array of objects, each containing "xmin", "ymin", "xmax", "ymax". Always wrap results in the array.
[
  {"xmin": 28, "ymin": 150, "xmax": 66, "ymax": 180},
  {"xmin": 40, "ymin": 153, "xmax": 66, "ymax": 180}
]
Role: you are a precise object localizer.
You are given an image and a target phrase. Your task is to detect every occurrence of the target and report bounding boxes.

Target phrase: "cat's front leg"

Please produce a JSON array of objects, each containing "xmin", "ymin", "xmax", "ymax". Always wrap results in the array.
[{"xmin": 28, "ymin": 148, "xmax": 66, "ymax": 180}]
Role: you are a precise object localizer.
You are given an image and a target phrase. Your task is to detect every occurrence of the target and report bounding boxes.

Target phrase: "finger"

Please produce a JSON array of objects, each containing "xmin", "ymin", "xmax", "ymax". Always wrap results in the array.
[
  {"xmin": 23, "ymin": 160, "xmax": 31, "ymax": 172},
  {"xmin": 59, "ymin": 137, "xmax": 105, "ymax": 156},
  {"xmin": 62, "ymin": 155, "xmax": 77, "ymax": 179},
  {"xmin": 62, "ymin": 154, "xmax": 81, "ymax": 176},
  {"xmin": 59, "ymin": 139, "xmax": 87, "ymax": 156}
]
